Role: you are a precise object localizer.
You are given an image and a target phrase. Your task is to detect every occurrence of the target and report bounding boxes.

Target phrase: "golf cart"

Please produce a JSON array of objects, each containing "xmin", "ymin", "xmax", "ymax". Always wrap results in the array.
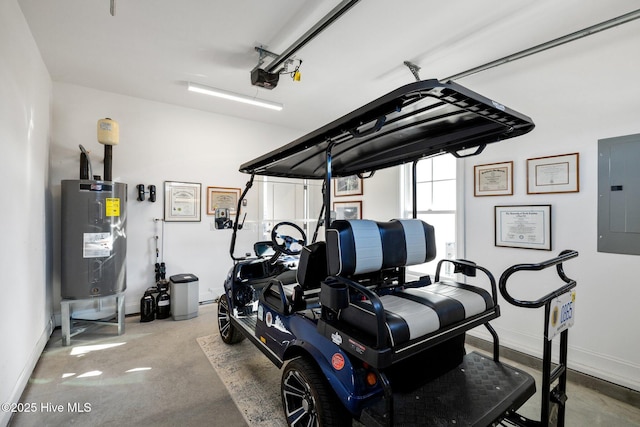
[{"xmin": 217, "ymin": 79, "xmax": 578, "ymax": 426}]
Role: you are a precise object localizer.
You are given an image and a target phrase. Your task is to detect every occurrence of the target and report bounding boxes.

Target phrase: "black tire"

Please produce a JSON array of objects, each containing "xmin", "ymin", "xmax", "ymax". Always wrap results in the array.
[
  {"xmin": 217, "ymin": 294, "xmax": 245, "ymax": 344},
  {"xmin": 281, "ymin": 357, "xmax": 351, "ymax": 427}
]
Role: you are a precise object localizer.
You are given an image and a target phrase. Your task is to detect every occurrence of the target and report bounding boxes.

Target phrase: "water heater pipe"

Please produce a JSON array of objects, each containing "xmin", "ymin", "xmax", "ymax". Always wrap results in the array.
[
  {"xmin": 79, "ymin": 144, "xmax": 93, "ymax": 180},
  {"xmin": 97, "ymin": 118, "xmax": 120, "ymax": 182}
]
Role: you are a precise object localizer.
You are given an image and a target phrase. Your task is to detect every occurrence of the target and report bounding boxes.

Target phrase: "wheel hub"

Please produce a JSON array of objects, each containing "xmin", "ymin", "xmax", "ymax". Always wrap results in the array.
[{"xmin": 302, "ymin": 390, "xmax": 314, "ymax": 414}]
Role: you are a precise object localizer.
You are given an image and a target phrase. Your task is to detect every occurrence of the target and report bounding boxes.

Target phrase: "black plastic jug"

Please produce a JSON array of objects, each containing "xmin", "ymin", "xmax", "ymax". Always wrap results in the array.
[
  {"xmin": 156, "ymin": 280, "xmax": 171, "ymax": 319},
  {"xmin": 140, "ymin": 290, "xmax": 156, "ymax": 322}
]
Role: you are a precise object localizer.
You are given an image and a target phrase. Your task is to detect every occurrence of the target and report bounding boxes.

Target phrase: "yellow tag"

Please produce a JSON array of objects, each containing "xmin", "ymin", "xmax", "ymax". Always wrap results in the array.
[{"xmin": 106, "ymin": 198, "xmax": 120, "ymax": 217}]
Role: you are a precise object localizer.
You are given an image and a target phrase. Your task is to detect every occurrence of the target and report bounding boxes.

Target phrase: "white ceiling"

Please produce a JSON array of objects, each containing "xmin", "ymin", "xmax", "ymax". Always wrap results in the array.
[{"xmin": 18, "ymin": 0, "xmax": 640, "ymax": 132}]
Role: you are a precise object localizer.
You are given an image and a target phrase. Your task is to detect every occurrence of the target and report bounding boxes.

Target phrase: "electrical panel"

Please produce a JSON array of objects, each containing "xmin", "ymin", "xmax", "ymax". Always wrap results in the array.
[{"xmin": 598, "ymin": 133, "xmax": 640, "ymax": 255}]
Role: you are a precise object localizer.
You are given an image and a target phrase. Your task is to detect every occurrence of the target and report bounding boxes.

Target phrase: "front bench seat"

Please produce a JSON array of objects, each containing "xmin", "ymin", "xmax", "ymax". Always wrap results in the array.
[
  {"xmin": 326, "ymin": 219, "xmax": 495, "ymax": 347},
  {"xmin": 261, "ymin": 241, "xmax": 327, "ymax": 314}
]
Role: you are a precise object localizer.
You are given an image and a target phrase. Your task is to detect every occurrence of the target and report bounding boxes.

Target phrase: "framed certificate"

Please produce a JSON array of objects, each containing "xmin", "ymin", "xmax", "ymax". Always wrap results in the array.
[
  {"xmin": 333, "ymin": 201, "xmax": 362, "ymax": 220},
  {"xmin": 206, "ymin": 186, "xmax": 241, "ymax": 216},
  {"xmin": 334, "ymin": 175, "xmax": 363, "ymax": 197},
  {"xmin": 527, "ymin": 153, "xmax": 579, "ymax": 194},
  {"xmin": 164, "ymin": 181, "xmax": 201, "ymax": 222},
  {"xmin": 495, "ymin": 205, "xmax": 552, "ymax": 250},
  {"xmin": 474, "ymin": 161, "xmax": 513, "ymax": 196}
]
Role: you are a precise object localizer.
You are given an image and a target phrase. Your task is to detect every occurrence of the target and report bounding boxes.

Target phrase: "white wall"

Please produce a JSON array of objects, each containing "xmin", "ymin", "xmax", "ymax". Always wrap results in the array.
[
  {"xmin": 361, "ymin": 167, "xmax": 402, "ymax": 221},
  {"xmin": 50, "ymin": 83, "xmax": 302, "ymax": 316},
  {"xmin": 458, "ymin": 19, "xmax": 640, "ymax": 390},
  {"xmin": 332, "ymin": 167, "xmax": 401, "ymax": 223},
  {"xmin": 0, "ymin": 1, "xmax": 53, "ymax": 425}
]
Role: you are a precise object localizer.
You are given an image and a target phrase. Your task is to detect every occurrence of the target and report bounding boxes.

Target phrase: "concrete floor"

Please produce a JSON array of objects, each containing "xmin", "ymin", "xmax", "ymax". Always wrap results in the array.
[
  {"xmin": 10, "ymin": 303, "xmax": 248, "ymax": 427},
  {"xmin": 9, "ymin": 303, "xmax": 640, "ymax": 426}
]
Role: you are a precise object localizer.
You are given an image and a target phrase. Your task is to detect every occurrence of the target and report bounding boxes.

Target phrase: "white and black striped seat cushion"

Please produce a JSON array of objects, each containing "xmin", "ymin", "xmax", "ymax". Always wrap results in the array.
[
  {"xmin": 327, "ymin": 219, "xmax": 436, "ymax": 276},
  {"xmin": 340, "ymin": 280, "xmax": 494, "ymax": 346},
  {"xmin": 326, "ymin": 219, "xmax": 494, "ymax": 347}
]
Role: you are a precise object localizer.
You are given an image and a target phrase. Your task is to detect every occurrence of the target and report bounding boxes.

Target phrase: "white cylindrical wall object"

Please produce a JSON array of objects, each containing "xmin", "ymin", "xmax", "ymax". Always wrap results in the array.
[{"xmin": 97, "ymin": 118, "xmax": 119, "ymax": 145}]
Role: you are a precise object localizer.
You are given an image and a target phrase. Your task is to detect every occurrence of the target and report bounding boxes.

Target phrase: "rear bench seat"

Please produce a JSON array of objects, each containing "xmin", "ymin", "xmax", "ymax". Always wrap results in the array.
[{"xmin": 319, "ymin": 219, "xmax": 499, "ymax": 367}]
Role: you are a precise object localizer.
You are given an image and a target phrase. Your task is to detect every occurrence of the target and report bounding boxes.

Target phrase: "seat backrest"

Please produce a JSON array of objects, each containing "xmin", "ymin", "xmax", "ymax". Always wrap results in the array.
[
  {"xmin": 326, "ymin": 219, "xmax": 436, "ymax": 276},
  {"xmin": 296, "ymin": 241, "xmax": 327, "ymax": 291}
]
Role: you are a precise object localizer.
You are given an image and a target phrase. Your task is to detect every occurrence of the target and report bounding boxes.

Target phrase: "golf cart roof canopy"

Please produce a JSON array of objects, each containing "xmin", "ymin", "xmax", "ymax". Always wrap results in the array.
[{"xmin": 239, "ymin": 79, "xmax": 534, "ymax": 179}]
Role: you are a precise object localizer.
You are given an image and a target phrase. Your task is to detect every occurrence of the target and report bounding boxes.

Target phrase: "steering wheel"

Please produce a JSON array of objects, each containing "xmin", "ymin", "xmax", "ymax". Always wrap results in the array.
[{"xmin": 271, "ymin": 222, "xmax": 307, "ymax": 256}]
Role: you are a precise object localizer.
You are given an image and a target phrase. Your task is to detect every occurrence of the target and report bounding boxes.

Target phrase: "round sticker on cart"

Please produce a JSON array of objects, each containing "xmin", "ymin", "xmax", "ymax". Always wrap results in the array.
[
  {"xmin": 265, "ymin": 312, "xmax": 273, "ymax": 327},
  {"xmin": 332, "ymin": 353, "xmax": 345, "ymax": 371}
]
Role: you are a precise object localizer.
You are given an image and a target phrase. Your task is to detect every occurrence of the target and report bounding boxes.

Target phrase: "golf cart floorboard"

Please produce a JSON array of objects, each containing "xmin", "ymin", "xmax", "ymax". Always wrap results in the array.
[
  {"xmin": 361, "ymin": 351, "xmax": 535, "ymax": 427},
  {"xmin": 231, "ymin": 313, "xmax": 287, "ymax": 368},
  {"xmin": 235, "ymin": 313, "xmax": 257, "ymax": 332}
]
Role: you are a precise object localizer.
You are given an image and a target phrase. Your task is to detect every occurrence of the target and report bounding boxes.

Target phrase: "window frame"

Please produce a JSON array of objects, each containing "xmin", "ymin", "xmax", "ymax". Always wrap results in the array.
[{"xmin": 402, "ymin": 156, "xmax": 463, "ymax": 279}]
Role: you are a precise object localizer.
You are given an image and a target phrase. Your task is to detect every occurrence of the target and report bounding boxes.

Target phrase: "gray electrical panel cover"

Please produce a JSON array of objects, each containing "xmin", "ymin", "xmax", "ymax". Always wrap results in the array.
[
  {"xmin": 61, "ymin": 180, "xmax": 127, "ymax": 298},
  {"xmin": 598, "ymin": 134, "xmax": 640, "ymax": 255}
]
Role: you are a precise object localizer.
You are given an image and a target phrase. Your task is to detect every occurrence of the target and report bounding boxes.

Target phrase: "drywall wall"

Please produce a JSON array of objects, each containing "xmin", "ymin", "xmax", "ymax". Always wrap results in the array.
[
  {"xmin": 458, "ymin": 18, "xmax": 640, "ymax": 390},
  {"xmin": 50, "ymin": 83, "xmax": 302, "ymax": 316},
  {"xmin": 0, "ymin": 1, "xmax": 53, "ymax": 424},
  {"xmin": 50, "ymin": 82, "xmax": 402, "ymax": 320}
]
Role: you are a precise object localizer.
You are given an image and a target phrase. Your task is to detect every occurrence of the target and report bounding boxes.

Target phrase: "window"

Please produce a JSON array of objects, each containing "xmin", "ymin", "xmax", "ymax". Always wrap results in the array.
[
  {"xmin": 404, "ymin": 155, "xmax": 457, "ymax": 277},
  {"xmin": 258, "ymin": 177, "xmax": 323, "ymax": 241}
]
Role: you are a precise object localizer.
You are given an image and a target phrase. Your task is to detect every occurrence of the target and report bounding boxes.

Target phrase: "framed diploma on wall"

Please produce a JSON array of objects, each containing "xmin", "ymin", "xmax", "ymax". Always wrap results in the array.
[
  {"xmin": 206, "ymin": 186, "xmax": 241, "ymax": 216},
  {"xmin": 474, "ymin": 161, "xmax": 513, "ymax": 196},
  {"xmin": 333, "ymin": 201, "xmax": 362, "ymax": 220},
  {"xmin": 495, "ymin": 205, "xmax": 552, "ymax": 250},
  {"xmin": 527, "ymin": 153, "xmax": 579, "ymax": 194},
  {"xmin": 164, "ymin": 181, "xmax": 201, "ymax": 222},
  {"xmin": 334, "ymin": 175, "xmax": 363, "ymax": 197}
]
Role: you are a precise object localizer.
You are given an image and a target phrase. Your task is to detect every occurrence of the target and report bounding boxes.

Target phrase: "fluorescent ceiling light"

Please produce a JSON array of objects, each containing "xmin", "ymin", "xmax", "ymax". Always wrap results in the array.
[{"xmin": 187, "ymin": 82, "xmax": 283, "ymax": 111}]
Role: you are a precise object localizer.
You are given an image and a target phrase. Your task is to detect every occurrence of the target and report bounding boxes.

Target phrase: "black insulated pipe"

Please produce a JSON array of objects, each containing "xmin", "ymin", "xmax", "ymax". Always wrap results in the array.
[
  {"xmin": 78, "ymin": 144, "xmax": 93, "ymax": 180},
  {"xmin": 80, "ymin": 152, "xmax": 89, "ymax": 180},
  {"xmin": 104, "ymin": 145, "xmax": 113, "ymax": 182}
]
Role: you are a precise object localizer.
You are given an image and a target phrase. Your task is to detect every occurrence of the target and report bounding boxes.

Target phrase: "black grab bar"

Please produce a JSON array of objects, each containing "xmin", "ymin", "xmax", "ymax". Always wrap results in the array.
[
  {"xmin": 500, "ymin": 249, "xmax": 579, "ymax": 427},
  {"xmin": 499, "ymin": 250, "xmax": 578, "ymax": 308}
]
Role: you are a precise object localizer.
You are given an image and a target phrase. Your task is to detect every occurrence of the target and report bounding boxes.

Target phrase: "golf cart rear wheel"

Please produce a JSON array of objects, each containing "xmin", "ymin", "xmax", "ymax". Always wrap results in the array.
[
  {"xmin": 281, "ymin": 357, "xmax": 351, "ymax": 427},
  {"xmin": 217, "ymin": 294, "xmax": 244, "ymax": 344}
]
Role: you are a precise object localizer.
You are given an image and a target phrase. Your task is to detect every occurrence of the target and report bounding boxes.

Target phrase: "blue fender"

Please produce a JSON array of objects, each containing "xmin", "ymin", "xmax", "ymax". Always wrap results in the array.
[{"xmin": 284, "ymin": 314, "xmax": 383, "ymax": 415}]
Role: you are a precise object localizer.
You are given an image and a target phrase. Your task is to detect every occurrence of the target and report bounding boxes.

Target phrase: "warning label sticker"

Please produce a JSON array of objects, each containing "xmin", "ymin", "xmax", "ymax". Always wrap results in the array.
[
  {"xmin": 83, "ymin": 233, "xmax": 112, "ymax": 258},
  {"xmin": 106, "ymin": 198, "xmax": 120, "ymax": 217}
]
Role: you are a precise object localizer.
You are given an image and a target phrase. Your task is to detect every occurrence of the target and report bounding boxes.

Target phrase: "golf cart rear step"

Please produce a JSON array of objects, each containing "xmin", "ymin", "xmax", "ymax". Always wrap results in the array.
[{"xmin": 360, "ymin": 351, "xmax": 535, "ymax": 427}]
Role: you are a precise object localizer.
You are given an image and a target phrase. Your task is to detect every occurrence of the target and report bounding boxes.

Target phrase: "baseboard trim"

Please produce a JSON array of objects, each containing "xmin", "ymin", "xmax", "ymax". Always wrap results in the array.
[
  {"xmin": 466, "ymin": 335, "xmax": 640, "ymax": 408},
  {"xmin": 1, "ymin": 317, "xmax": 54, "ymax": 427}
]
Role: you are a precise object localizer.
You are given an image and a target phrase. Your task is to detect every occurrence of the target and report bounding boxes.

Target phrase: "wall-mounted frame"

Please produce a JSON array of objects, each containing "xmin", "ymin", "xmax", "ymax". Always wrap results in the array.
[
  {"xmin": 527, "ymin": 152, "xmax": 579, "ymax": 194},
  {"xmin": 474, "ymin": 161, "xmax": 513, "ymax": 196},
  {"xmin": 333, "ymin": 201, "xmax": 362, "ymax": 220},
  {"xmin": 495, "ymin": 205, "xmax": 552, "ymax": 250},
  {"xmin": 206, "ymin": 186, "xmax": 241, "ymax": 216},
  {"xmin": 334, "ymin": 175, "xmax": 363, "ymax": 197},
  {"xmin": 164, "ymin": 181, "xmax": 201, "ymax": 222}
]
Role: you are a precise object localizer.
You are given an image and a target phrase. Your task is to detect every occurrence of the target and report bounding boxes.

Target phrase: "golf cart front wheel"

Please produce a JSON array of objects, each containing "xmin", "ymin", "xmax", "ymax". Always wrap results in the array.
[
  {"xmin": 281, "ymin": 357, "xmax": 350, "ymax": 427},
  {"xmin": 217, "ymin": 294, "xmax": 245, "ymax": 344}
]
